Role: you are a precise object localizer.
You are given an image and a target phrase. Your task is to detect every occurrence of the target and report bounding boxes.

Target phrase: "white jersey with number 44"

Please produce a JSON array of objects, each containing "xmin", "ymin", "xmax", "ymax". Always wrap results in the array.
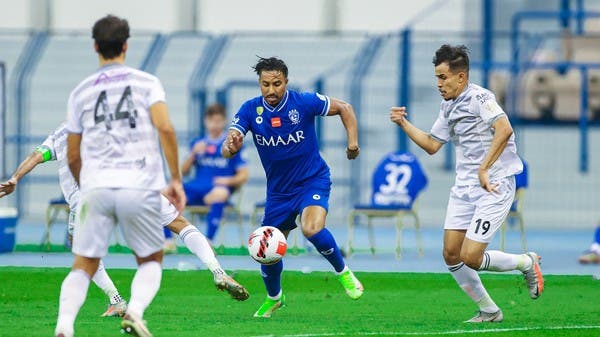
[{"xmin": 66, "ymin": 64, "xmax": 167, "ymax": 192}]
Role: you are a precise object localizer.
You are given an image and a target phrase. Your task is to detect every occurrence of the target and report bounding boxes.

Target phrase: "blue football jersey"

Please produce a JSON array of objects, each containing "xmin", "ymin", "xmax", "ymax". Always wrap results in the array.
[
  {"xmin": 188, "ymin": 132, "xmax": 247, "ymax": 185},
  {"xmin": 370, "ymin": 151, "xmax": 428, "ymax": 209},
  {"xmin": 230, "ymin": 90, "xmax": 331, "ymax": 195}
]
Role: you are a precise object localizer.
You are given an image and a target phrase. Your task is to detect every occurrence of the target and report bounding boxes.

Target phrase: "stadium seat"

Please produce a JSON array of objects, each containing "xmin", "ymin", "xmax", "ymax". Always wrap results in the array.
[
  {"xmin": 347, "ymin": 151, "xmax": 428, "ymax": 259},
  {"xmin": 41, "ymin": 197, "xmax": 70, "ymax": 250},
  {"xmin": 250, "ymin": 201, "xmax": 303, "ymax": 254},
  {"xmin": 186, "ymin": 189, "xmax": 245, "ymax": 248},
  {"xmin": 500, "ymin": 161, "xmax": 528, "ymax": 252}
]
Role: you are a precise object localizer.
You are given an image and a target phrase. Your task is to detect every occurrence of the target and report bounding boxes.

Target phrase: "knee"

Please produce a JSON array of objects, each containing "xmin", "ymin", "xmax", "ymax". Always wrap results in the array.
[
  {"xmin": 302, "ymin": 221, "xmax": 323, "ymax": 238},
  {"xmin": 460, "ymin": 250, "xmax": 483, "ymax": 270},
  {"xmin": 443, "ymin": 248, "xmax": 462, "ymax": 265}
]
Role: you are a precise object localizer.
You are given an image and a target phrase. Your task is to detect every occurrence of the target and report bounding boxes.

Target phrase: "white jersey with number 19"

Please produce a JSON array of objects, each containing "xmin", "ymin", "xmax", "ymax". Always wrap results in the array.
[{"xmin": 65, "ymin": 63, "xmax": 167, "ymax": 192}]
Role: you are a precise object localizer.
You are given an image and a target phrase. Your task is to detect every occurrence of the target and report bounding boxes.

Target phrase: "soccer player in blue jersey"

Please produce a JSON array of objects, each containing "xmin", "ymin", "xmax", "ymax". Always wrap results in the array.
[
  {"xmin": 223, "ymin": 57, "xmax": 363, "ymax": 318},
  {"xmin": 180, "ymin": 103, "xmax": 249, "ymax": 241}
]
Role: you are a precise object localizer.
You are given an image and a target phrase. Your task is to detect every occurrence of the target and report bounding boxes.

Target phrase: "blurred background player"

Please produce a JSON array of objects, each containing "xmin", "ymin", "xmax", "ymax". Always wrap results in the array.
[
  {"xmin": 390, "ymin": 44, "xmax": 544, "ymax": 323},
  {"xmin": 579, "ymin": 225, "xmax": 600, "ymax": 264},
  {"xmin": 166, "ymin": 103, "xmax": 248, "ymax": 247},
  {"xmin": 224, "ymin": 57, "xmax": 363, "ymax": 318},
  {"xmin": 0, "ymin": 123, "xmax": 249, "ymax": 307},
  {"xmin": 55, "ymin": 15, "xmax": 186, "ymax": 337}
]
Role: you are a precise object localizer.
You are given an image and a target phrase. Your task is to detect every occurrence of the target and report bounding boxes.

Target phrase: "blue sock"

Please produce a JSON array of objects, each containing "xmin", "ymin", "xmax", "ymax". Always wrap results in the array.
[
  {"xmin": 307, "ymin": 228, "xmax": 346, "ymax": 273},
  {"xmin": 261, "ymin": 260, "xmax": 283, "ymax": 298},
  {"xmin": 163, "ymin": 227, "xmax": 173, "ymax": 239},
  {"xmin": 206, "ymin": 202, "xmax": 225, "ymax": 240},
  {"xmin": 594, "ymin": 226, "xmax": 600, "ymax": 244}
]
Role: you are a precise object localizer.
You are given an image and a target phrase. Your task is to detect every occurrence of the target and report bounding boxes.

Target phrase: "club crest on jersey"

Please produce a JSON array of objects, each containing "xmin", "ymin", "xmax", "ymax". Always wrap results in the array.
[
  {"xmin": 256, "ymin": 106, "xmax": 264, "ymax": 115},
  {"xmin": 271, "ymin": 117, "xmax": 282, "ymax": 128},
  {"xmin": 288, "ymin": 109, "xmax": 300, "ymax": 125}
]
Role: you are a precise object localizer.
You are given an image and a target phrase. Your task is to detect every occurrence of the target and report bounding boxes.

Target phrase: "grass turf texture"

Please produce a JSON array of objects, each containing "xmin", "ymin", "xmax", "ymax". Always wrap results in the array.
[{"xmin": 0, "ymin": 267, "xmax": 598, "ymax": 337}]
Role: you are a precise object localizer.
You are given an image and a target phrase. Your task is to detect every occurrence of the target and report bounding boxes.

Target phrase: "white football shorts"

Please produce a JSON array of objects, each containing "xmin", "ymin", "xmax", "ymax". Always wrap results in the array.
[
  {"xmin": 72, "ymin": 188, "xmax": 163, "ymax": 258},
  {"xmin": 443, "ymin": 176, "xmax": 515, "ymax": 243},
  {"xmin": 159, "ymin": 195, "xmax": 179, "ymax": 227}
]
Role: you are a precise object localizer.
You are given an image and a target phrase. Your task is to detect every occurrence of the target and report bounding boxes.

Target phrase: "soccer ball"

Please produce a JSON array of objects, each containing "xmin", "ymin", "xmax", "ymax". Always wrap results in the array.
[{"xmin": 248, "ymin": 226, "xmax": 287, "ymax": 265}]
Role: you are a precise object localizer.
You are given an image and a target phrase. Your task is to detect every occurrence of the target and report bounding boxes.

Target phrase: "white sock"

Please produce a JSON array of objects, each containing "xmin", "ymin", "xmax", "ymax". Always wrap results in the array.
[
  {"xmin": 448, "ymin": 262, "xmax": 499, "ymax": 313},
  {"xmin": 480, "ymin": 250, "xmax": 532, "ymax": 272},
  {"xmin": 179, "ymin": 225, "xmax": 225, "ymax": 275},
  {"xmin": 126, "ymin": 261, "xmax": 162, "ymax": 319},
  {"xmin": 92, "ymin": 260, "xmax": 123, "ymax": 304},
  {"xmin": 55, "ymin": 269, "xmax": 91, "ymax": 337}
]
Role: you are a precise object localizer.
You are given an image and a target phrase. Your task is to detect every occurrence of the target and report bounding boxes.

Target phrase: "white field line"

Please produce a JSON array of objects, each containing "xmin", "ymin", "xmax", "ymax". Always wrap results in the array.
[{"xmin": 249, "ymin": 325, "xmax": 600, "ymax": 337}]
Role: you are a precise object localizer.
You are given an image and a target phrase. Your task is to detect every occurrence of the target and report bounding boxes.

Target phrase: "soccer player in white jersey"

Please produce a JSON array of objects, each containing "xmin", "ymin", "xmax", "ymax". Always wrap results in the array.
[
  {"xmin": 390, "ymin": 45, "xmax": 544, "ymax": 323},
  {"xmin": 0, "ymin": 124, "xmax": 249, "ymax": 316},
  {"xmin": 53, "ymin": 15, "xmax": 185, "ymax": 337}
]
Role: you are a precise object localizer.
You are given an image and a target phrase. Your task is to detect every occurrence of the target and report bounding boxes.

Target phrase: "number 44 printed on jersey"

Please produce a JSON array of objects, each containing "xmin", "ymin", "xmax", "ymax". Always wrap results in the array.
[{"xmin": 94, "ymin": 86, "xmax": 137, "ymax": 130}]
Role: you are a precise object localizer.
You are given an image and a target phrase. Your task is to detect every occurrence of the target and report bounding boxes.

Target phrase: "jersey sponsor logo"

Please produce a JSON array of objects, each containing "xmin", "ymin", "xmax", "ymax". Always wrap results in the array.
[
  {"xmin": 288, "ymin": 109, "xmax": 300, "ymax": 125},
  {"xmin": 232, "ymin": 116, "xmax": 240, "ymax": 124},
  {"xmin": 256, "ymin": 116, "xmax": 263, "ymax": 124},
  {"xmin": 316, "ymin": 93, "xmax": 327, "ymax": 102},
  {"xmin": 93, "ymin": 72, "xmax": 130, "ymax": 86},
  {"xmin": 199, "ymin": 156, "xmax": 228, "ymax": 168},
  {"xmin": 256, "ymin": 106, "xmax": 264, "ymax": 115},
  {"xmin": 254, "ymin": 131, "xmax": 305, "ymax": 147},
  {"xmin": 271, "ymin": 117, "xmax": 282, "ymax": 127}
]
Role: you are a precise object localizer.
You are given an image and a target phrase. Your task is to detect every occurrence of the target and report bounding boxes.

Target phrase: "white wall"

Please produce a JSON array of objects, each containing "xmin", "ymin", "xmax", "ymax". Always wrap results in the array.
[{"xmin": 0, "ymin": 0, "xmax": 467, "ymax": 32}]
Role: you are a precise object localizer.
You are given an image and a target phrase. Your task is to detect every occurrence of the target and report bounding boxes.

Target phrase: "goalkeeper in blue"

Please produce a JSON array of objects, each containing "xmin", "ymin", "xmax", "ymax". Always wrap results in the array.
[{"xmin": 223, "ymin": 57, "xmax": 363, "ymax": 318}]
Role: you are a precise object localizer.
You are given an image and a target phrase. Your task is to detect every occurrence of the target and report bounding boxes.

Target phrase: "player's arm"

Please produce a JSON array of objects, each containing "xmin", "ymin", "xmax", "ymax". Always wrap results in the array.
[
  {"xmin": 222, "ymin": 129, "xmax": 244, "ymax": 159},
  {"xmin": 390, "ymin": 107, "xmax": 443, "ymax": 155},
  {"xmin": 67, "ymin": 133, "xmax": 82, "ymax": 185},
  {"xmin": 215, "ymin": 167, "xmax": 249, "ymax": 188},
  {"xmin": 182, "ymin": 141, "xmax": 206, "ymax": 176},
  {"xmin": 478, "ymin": 116, "xmax": 513, "ymax": 192},
  {"xmin": 0, "ymin": 150, "xmax": 46, "ymax": 198},
  {"xmin": 327, "ymin": 97, "xmax": 359, "ymax": 159},
  {"xmin": 149, "ymin": 102, "xmax": 186, "ymax": 210}
]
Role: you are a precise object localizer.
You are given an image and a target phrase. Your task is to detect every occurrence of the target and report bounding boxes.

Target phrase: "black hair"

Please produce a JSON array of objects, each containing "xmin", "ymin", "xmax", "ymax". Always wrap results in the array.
[
  {"xmin": 204, "ymin": 103, "xmax": 226, "ymax": 118},
  {"xmin": 432, "ymin": 44, "xmax": 470, "ymax": 74},
  {"xmin": 92, "ymin": 15, "xmax": 130, "ymax": 60},
  {"xmin": 252, "ymin": 56, "xmax": 288, "ymax": 78}
]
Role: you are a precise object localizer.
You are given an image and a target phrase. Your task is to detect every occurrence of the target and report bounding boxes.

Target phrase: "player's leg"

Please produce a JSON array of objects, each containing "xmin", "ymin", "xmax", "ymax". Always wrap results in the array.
[
  {"xmin": 253, "ymin": 199, "xmax": 296, "ymax": 318},
  {"xmin": 66, "ymin": 209, "xmax": 126, "ymax": 317},
  {"xmin": 165, "ymin": 206, "xmax": 249, "ymax": 301},
  {"xmin": 56, "ymin": 190, "xmax": 115, "ymax": 337},
  {"xmin": 579, "ymin": 225, "xmax": 600, "ymax": 264},
  {"xmin": 95, "ymin": 260, "xmax": 128, "ymax": 317},
  {"xmin": 442, "ymin": 186, "xmax": 502, "ymax": 323},
  {"xmin": 465, "ymin": 177, "xmax": 543, "ymax": 300},
  {"xmin": 299, "ymin": 186, "xmax": 363, "ymax": 300},
  {"xmin": 115, "ymin": 189, "xmax": 163, "ymax": 336},
  {"xmin": 202, "ymin": 186, "xmax": 230, "ymax": 241}
]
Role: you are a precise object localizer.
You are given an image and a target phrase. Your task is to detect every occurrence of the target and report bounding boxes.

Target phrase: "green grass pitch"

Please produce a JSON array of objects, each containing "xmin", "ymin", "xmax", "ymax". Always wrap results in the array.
[{"xmin": 0, "ymin": 267, "xmax": 598, "ymax": 337}]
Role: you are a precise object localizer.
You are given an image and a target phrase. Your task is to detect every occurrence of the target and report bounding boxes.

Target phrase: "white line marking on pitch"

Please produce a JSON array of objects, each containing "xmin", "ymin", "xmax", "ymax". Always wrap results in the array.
[{"xmin": 246, "ymin": 325, "xmax": 600, "ymax": 337}]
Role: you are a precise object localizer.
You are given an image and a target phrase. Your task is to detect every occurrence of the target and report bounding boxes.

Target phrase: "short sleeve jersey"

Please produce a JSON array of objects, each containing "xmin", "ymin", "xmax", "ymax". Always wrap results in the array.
[
  {"xmin": 65, "ymin": 64, "xmax": 167, "ymax": 192},
  {"xmin": 230, "ymin": 90, "xmax": 330, "ymax": 196},
  {"xmin": 188, "ymin": 133, "xmax": 247, "ymax": 186},
  {"xmin": 430, "ymin": 83, "xmax": 523, "ymax": 185},
  {"xmin": 38, "ymin": 123, "xmax": 80, "ymax": 209}
]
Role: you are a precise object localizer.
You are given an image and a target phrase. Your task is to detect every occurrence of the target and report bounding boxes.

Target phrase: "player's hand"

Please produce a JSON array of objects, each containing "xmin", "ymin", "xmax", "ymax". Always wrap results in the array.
[
  {"xmin": 0, "ymin": 178, "xmax": 17, "ymax": 198},
  {"xmin": 226, "ymin": 131, "xmax": 244, "ymax": 155},
  {"xmin": 213, "ymin": 176, "xmax": 231, "ymax": 186},
  {"xmin": 163, "ymin": 179, "xmax": 186, "ymax": 212},
  {"xmin": 478, "ymin": 168, "xmax": 498, "ymax": 193},
  {"xmin": 346, "ymin": 145, "xmax": 360, "ymax": 160},
  {"xmin": 390, "ymin": 107, "xmax": 408, "ymax": 127},
  {"xmin": 192, "ymin": 141, "xmax": 206, "ymax": 155}
]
